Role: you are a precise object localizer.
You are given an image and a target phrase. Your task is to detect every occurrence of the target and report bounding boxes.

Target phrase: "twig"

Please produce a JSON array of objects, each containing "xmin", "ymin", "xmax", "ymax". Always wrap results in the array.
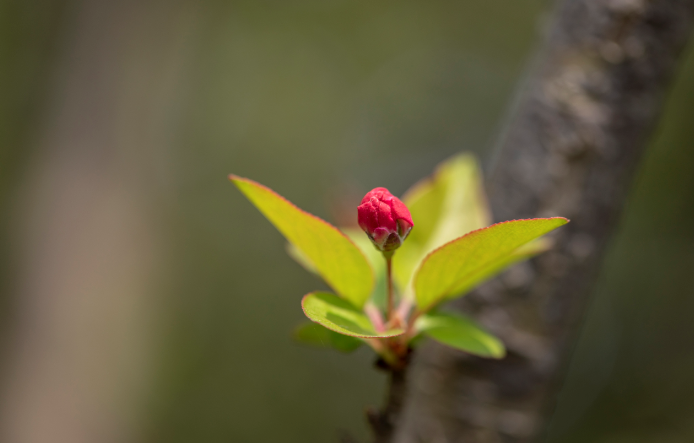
[
  {"xmin": 385, "ymin": 256, "xmax": 394, "ymax": 322},
  {"xmin": 367, "ymin": 355, "xmax": 411, "ymax": 443}
]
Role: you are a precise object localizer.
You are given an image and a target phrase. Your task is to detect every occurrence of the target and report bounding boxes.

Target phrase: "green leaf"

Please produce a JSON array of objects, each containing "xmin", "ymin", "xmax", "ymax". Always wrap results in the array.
[
  {"xmin": 343, "ymin": 228, "xmax": 387, "ymax": 309},
  {"xmin": 414, "ymin": 218, "xmax": 568, "ymax": 311},
  {"xmin": 294, "ymin": 322, "xmax": 363, "ymax": 353},
  {"xmin": 445, "ymin": 237, "xmax": 552, "ymax": 300},
  {"xmin": 301, "ymin": 292, "xmax": 404, "ymax": 338},
  {"xmin": 393, "ymin": 154, "xmax": 490, "ymax": 293},
  {"xmin": 286, "ymin": 228, "xmax": 388, "ymax": 309},
  {"xmin": 342, "ymin": 228, "xmax": 384, "ymax": 274},
  {"xmin": 230, "ymin": 175, "xmax": 374, "ymax": 308},
  {"xmin": 416, "ymin": 311, "xmax": 505, "ymax": 358},
  {"xmin": 285, "ymin": 243, "xmax": 318, "ymax": 275}
]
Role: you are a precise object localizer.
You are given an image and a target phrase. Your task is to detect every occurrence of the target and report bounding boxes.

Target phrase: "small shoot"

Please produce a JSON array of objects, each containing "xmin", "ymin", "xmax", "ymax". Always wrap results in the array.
[{"xmin": 229, "ymin": 154, "xmax": 568, "ymax": 366}]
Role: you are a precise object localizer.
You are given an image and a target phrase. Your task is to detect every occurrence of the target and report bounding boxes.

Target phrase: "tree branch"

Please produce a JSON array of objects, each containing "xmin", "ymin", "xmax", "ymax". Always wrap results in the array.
[{"xmin": 395, "ymin": 0, "xmax": 694, "ymax": 441}]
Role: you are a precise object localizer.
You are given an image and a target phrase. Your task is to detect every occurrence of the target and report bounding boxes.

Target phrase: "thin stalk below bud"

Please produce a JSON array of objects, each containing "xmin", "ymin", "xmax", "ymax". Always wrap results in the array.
[{"xmin": 385, "ymin": 255, "xmax": 393, "ymax": 323}]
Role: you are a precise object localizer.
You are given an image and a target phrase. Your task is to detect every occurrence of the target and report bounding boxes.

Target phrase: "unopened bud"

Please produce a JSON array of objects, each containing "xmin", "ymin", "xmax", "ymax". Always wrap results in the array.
[{"xmin": 357, "ymin": 187, "xmax": 413, "ymax": 254}]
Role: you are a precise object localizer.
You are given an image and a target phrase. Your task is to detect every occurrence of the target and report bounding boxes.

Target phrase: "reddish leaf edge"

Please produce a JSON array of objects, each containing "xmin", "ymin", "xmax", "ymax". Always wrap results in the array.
[
  {"xmin": 229, "ymin": 174, "xmax": 376, "ymax": 296},
  {"xmin": 300, "ymin": 292, "xmax": 405, "ymax": 339},
  {"xmin": 414, "ymin": 217, "xmax": 570, "ymax": 310}
]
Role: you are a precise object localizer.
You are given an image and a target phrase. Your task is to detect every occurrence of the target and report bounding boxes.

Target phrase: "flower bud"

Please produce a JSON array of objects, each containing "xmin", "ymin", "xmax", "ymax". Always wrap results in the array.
[{"xmin": 357, "ymin": 187, "xmax": 414, "ymax": 253}]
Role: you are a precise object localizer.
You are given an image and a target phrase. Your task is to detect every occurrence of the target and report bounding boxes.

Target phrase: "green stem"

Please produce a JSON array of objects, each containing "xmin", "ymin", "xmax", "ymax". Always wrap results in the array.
[{"xmin": 386, "ymin": 255, "xmax": 393, "ymax": 323}]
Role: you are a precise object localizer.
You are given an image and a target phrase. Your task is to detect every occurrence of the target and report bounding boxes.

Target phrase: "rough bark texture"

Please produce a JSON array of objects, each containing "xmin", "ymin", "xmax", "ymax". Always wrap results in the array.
[{"xmin": 395, "ymin": 0, "xmax": 694, "ymax": 442}]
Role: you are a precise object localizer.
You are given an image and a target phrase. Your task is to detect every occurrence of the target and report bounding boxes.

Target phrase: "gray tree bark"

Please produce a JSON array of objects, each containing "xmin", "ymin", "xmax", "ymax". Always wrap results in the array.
[{"xmin": 395, "ymin": 0, "xmax": 694, "ymax": 442}]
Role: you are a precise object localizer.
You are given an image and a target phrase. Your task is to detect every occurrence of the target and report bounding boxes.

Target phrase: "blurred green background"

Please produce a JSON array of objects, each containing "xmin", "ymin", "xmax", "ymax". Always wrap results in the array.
[{"xmin": 1, "ymin": 1, "xmax": 693, "ymax": 442}]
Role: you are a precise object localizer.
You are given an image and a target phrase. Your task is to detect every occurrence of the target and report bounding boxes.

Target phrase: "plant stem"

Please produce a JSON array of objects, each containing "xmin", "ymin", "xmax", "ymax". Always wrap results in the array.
[
  {"xmin": 367, "ymin": 361, "xmax": 410, "ymax": 443},
  {"xmin": 369, "ymin": 253, "xmax": 410, "ymax": 442},
  {"xmin": 365, "ymin": 303, "xmax": 386, "ymax": 333},
  {"xmin": 385, "ymin": 255, "xmax": 393, "ymax": 323}
]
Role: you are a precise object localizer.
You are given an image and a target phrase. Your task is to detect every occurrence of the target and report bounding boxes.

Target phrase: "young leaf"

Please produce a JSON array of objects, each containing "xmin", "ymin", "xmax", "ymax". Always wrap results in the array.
[
  {"xmin": 415, "ymin": 218, "xmax": 568, "ymax": 311},
  {"xmin": 287, "ymin": 228, "xmax": 388, "ymax": 309},
  {"xmin": 230, "ymin": 175, "xmax": 374, "ymax": 308},
  {"xmin": 343, "ymin": 228, "xmax": 387, "ymax": 309},
  {"xmin": 294, "ymin": 322, "xmax": 363, "ymax": 353},
  {"xmin": 301, "ymin": 292, "xmax": 404, "ymax": 339},
  {"xmin": 445, "ymin": 238, "xmax": 551, "ymax": 300},
  {"xmin": 285, "ymin": 243, "xmax": 318, "ymax": 275},
  {"xmin": 393, "ymin": 154, "xmax": 491, "ymax": 292},
  {"xmin": 343, "ymin": 228, "xmax": 384, "ymax": 275},
  {"xmin": 416, "ymin": 311, "xmax": 505, "ymax": 358}
]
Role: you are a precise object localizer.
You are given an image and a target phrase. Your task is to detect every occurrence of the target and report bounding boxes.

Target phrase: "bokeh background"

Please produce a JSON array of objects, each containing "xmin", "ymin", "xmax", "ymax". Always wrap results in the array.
[{"xmin": 1, "ymin": 1, "xmax": 693, "ymax": 442}]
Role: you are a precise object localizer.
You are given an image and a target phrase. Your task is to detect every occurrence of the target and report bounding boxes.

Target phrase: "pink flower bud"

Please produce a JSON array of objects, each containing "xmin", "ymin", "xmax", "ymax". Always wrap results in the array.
[{"xmin": 357, "ymin": 187, "xmax": 414, "ymax": 253}]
